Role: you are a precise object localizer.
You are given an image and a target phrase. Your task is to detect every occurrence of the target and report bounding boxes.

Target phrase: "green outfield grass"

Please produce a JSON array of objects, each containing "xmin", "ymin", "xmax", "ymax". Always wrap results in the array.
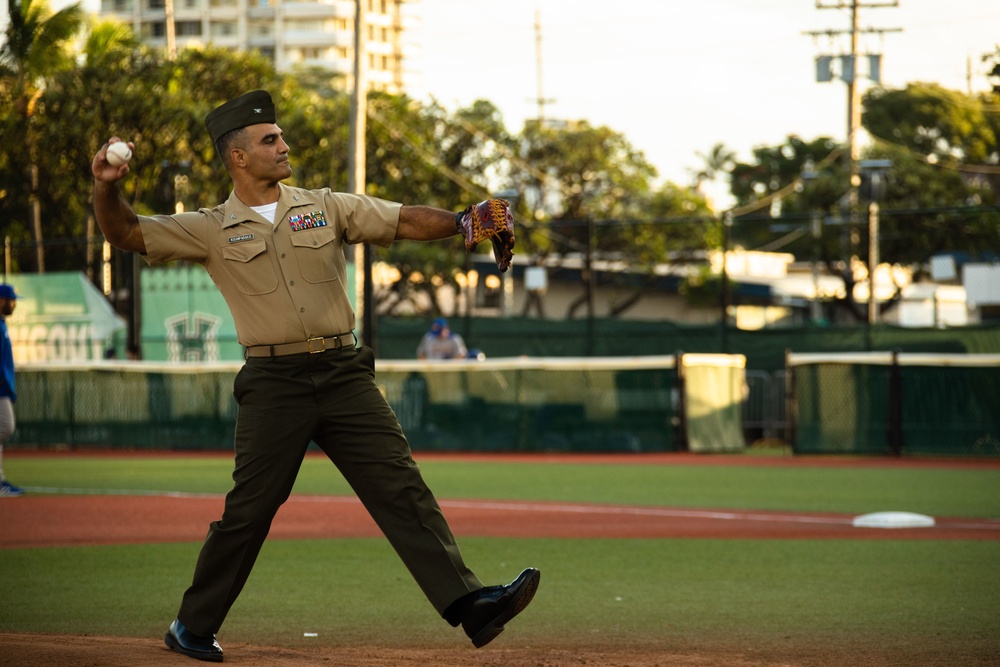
[
  {"xmin": 6, "ymin": 452, "xmax": 1000, "ymax": 516},
  {"xmin": 2, "ymin": 453, "xmax": 999, "ymax": 662},
  {"xmin": 2, "ymin": 537, "xmax": 999, "ymax": 658}
]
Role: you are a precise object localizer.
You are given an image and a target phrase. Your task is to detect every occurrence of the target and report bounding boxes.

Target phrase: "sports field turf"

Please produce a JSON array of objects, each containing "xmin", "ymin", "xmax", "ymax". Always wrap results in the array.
[{"xmin": 1, "ymin": 451, "xmax": 998, "ymax": 666}]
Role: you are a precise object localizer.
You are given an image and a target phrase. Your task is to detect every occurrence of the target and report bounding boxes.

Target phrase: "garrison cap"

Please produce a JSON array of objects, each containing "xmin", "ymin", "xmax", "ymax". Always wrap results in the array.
[{"xmin": 205, "ymin": 90, "xmax": 276, "ymax": 145}]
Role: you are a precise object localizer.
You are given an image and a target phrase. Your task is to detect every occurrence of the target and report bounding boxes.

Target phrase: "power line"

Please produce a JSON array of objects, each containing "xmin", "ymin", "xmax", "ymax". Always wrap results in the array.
[
  {"xmin": 868, "ymin": 133, "xmax": 1000, "ymax": 175},
  {"xmin": 366, "ymin": 107, "xmax": 492, "ymax": 199}
]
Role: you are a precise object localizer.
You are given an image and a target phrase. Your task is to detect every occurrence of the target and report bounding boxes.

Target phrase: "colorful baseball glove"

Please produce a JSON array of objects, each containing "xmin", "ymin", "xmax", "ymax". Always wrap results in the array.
[{"xmin": 455, "ymin": 198, "xmax": 515, "ymax": 272}]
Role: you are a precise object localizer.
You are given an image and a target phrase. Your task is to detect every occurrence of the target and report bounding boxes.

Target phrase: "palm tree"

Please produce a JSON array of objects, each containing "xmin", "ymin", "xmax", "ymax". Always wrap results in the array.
[
  {"xmin": 691, "ymin": 142, "xmax": 736, "ymax": 213},
  {"xmin": 0, "ymin": 0, "xmax": 85, "ymax": 272}
]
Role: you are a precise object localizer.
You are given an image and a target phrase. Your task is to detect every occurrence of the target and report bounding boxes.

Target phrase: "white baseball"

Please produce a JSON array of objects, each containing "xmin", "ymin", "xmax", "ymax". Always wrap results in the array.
[{"xmin": 106, "ymin": 141, "xmax": 133, "ymax": 167}]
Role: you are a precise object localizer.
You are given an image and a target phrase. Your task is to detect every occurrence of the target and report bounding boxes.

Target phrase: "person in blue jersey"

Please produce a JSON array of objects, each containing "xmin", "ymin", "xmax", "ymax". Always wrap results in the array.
[{"xmin": 0, "ymin": 283, "xmax": 24, "ymax": 498}]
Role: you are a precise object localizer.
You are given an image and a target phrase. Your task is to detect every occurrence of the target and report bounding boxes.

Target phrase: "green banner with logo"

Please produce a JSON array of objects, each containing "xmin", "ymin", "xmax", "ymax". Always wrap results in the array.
[
  {"xmin": 140, "ymin": 265, "xmax": 241, "ymax": 361},
  {"xmin": 3, "ymin": 272, "xmax": 126, "ymax": 363}
]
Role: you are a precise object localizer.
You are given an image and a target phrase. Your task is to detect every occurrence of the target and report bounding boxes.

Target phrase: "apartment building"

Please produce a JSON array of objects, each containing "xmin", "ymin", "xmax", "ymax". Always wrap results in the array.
[{"xmin": 99, "ymin": 0, "xmax": 408, "ymax": 93}]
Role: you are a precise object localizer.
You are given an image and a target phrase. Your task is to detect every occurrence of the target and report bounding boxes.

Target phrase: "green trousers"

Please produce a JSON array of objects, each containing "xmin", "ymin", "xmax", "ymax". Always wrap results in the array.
[{"xmin": 177, "ymin": 346, "xmax": 483, "ymax": 636}]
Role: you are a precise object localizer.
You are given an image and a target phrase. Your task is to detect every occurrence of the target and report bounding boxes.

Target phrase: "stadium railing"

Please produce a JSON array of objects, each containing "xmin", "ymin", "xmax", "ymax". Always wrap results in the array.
[{"xmin": 9, "ymin": 355, "xmax": 747, "ymax": 453}]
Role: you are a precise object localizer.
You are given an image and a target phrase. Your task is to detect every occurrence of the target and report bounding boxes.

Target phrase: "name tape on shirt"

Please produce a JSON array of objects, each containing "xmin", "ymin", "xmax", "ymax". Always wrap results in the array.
[
  {"xmin": 288, "ymin": 211, "xmax": 328, "ymax": 232},
  {"xmin": 228, "ymin": 233, "xmax": 255, "ymax": 243}
]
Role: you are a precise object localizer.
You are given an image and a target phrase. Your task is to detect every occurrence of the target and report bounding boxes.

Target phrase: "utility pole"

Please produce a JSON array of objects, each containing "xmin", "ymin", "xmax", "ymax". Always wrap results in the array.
[
  {"xmin": 806, "ymin": 1, "xmax": 900, "ymax": 167},
  {"xmin": 349, "ymin": 0, "xmax": 373, "ymax": 348},
  {"xmin": 805, "ymin": 1, "xmax": 900, "ymax": 323},
  {"xmin": 530, "ymin": 9, "xmax": 556, "ymax": 124},
  {"xmin": 164, "ymin": 0, "xmax": 177, "ymax": 60},
  {"xmin": 348, "ymin": 0, "xmax": 366, "ymax": 196}
]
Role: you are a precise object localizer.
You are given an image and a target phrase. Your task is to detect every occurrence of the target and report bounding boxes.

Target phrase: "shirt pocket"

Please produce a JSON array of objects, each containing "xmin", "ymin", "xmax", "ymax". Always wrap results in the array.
[
  {"xmin": 289, "ymin": 227, "xmax": 339, "ymax": 283},
  {"xmin": 221, "ymin": 239, "xmax": 278, "ymax": 295}
]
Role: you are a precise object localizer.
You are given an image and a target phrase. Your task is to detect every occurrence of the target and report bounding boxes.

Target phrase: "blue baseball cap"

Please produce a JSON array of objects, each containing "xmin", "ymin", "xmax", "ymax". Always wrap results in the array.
[
  {"xmin": 0, "ymin": 284, "xmax": 16, "ymax": 300},
  {"xmin": 431, "ymin": 317, "xmax": 448, "ymax": 333}
]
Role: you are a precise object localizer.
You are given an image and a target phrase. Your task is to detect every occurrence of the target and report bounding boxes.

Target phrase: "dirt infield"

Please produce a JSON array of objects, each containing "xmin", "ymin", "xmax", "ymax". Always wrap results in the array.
[
  {"xmin": 3, "ymin": 491, "xmax": 1000, "ymax": 549},
  {"xmin": 4, "ymin": 451, "xmax": 999, "ymax": 549},
  {"xmin": 3, "ymin": 632, "xmax": 983, "ymax": 667},
  {"xmin": 2, "ymin": 452, "xmax": 998, "ymax": 666}
]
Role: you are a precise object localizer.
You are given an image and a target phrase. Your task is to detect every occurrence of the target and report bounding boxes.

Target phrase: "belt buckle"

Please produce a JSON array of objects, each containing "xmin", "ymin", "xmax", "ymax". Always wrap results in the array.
[{"xmin": 306, "ymin": 336, "xmax": 326, "ymax": 354}]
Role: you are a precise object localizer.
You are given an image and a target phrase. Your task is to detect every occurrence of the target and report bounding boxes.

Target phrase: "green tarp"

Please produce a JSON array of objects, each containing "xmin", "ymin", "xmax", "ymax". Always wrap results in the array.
[{"xmin": 3, "ymin": 272, "xmax": 126, "ymax": 363}]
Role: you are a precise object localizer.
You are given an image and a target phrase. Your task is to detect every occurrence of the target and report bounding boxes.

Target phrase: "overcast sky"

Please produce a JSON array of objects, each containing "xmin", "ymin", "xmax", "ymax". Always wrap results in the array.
[
  {"xmin": 406, "ymin": 0, "xmax": 1000, "ymax": 187},
  {"xmin": 16, "ymin": 0, "xmax": 1000, "ymax": 189}
]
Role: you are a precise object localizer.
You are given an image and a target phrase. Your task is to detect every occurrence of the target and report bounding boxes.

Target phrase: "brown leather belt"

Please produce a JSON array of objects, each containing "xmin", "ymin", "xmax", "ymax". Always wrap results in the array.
[{"xmin": 244, "ymin": 333, "xmax": 356, "ymax": 358}]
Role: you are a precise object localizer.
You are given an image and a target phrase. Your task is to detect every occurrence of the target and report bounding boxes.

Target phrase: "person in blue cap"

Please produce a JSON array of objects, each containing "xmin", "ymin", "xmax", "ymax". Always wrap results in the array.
[
  {"xmin": 0, "ymin": 284, "xmax": 23, "ymax": 498},
  {"xmin": 416, "ymin": 317, "xmax": 468, "ymax": 360}
]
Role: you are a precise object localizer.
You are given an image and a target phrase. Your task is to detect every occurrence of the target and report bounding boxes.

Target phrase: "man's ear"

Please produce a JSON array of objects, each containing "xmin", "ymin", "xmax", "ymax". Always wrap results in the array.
[{"xmin": 230, "ymin": 148, "xmax": 248, "ymax": 168}]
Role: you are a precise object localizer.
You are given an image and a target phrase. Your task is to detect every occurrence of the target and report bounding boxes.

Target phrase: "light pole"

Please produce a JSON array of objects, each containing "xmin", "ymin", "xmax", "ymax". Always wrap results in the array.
[
  {"xmin": 811, "ymin": 212, "xmax": 823, "ymax": 323},
  {"xmin": 859, "ymin": 159, "xmax": 891, "ymax": 324},
  {"xmin": 348, "ymin": 0, "xmax": 371, "ymax": 347},
  {"xmin": 800, "ymin": 161, "xmax": 825, "ymax": 325},
  {"xmin": 720, "ymin": 211, "xmax": 733, "ymax": 352},
  {"xmin": 493, "ymin": 189, "xmax": 520, "ymax": 317}
]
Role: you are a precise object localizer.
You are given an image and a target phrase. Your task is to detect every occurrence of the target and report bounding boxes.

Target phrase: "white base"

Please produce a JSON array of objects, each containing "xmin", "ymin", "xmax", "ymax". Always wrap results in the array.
[{"xmin": 852, "ymin": 511, "xmax": 935, "ymax": 529}]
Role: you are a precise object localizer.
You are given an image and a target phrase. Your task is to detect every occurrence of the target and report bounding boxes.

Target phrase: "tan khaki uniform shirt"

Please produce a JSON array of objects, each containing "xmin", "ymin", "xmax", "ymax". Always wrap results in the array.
[{"xmin": 138, "ymin": 184, "xmax": 401, "ymax": 346}]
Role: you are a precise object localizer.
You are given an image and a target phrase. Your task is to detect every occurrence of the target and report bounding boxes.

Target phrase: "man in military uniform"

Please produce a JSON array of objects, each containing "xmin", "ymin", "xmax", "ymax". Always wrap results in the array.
[{"xmin": 91, "ymin": 90, "xmax": 538, "ymax": 663}]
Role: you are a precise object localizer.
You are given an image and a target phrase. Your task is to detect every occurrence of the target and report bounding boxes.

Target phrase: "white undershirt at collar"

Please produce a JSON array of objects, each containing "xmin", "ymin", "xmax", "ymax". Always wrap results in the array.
[{"xmin": 251, "ymin": 202, "xmax": 278, "ymax": 224}]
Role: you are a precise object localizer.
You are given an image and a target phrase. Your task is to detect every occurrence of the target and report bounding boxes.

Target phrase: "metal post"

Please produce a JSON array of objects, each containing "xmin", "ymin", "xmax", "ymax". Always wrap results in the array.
[
  {"xmin": 784, "ymin": 348, "xmax": 796, "ymax": 449},
  {"xmin": 868, "ymin": 200, "xmax": 879, "ymax": 323},
  {"xmin": 811, "ymin": 212, "xmax": 823, "ymax": 323},
  {"xmin": 2, "ymin": 236, "xmax": 10, "ymax": 282},
  {"xmin": 30, "ymin": 164, "xmax": 44, "ymax": 273},
  {"xmin": 585, "ymin": 216, "xmax": 595, "ymax": 356},
  {"xmin": 493, "ymin": 190, "xmax": 520, "ymax": 317},
  {"xmin": 859, "ymin": 159, "xmax": 890, "ymax": 324},
  {"xmin": 164, "ymin": 0, "xmax": 177, "ymax": 60},
  {"xmin": 131, "ymin": 253, "xmax": 142, "ymax": 357},
  {"xmin": 887, "ymin": 348, "xmax": 903, "ymax": 456},
  {"xmin": 674, "ymin": 351, "xmax": 687, "ymax": 452},
  {"xmin": 348, "ymin": 0, "xmax": 371, "ymax": 347},
  {"xmin": 720, "ymin": 212, "xmax": 732, "ymax": 352}
]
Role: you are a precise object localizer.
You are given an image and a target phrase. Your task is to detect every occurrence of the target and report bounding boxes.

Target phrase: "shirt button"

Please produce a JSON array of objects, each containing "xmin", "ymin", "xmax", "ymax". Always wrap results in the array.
[
  {"xmin": 300, "ymin": 307, "xmax": 305, "ymax": 313},
  {"xmin": 281, "ymin": 253, "xmax": 286, "ymax": 258},
  {"xmin": 289, "ymin": 280, "xmax": 295, "ymax": 286}
]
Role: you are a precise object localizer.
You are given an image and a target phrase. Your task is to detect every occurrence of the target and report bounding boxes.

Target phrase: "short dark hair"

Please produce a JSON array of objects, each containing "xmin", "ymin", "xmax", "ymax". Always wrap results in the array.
[{"xmin": 216, "ymin": 127, "xmax": 249, "ymax": 167}]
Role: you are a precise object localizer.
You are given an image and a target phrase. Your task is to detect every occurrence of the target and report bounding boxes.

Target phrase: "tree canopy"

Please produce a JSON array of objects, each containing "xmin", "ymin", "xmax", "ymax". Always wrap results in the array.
[{"xmin": 0, "ymin": 17, "xmax": 997, "ymax": 322}]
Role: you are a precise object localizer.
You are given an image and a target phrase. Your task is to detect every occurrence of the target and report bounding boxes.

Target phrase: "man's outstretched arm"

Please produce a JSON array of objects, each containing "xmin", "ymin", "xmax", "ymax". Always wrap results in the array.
[{"xmin": 395, "ymin": 205, "xmax": 460, "ymax": 242}]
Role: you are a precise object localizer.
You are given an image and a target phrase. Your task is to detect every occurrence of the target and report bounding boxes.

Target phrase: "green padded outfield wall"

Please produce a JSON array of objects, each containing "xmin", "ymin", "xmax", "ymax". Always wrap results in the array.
[
  {"xmin": 900, "ymin": 363, "xmax": 1000, "ymax": 456},
  {"xmin": 9, "ymin": 358, "xmax": 695, "ymax": 453},
  {"xmin": 792, "ymin": 363, "xmax": 891, "ymax": 455},
  {"xmin": 790, "ymin": 355, "xmax": 1000, "ymax": 457}
]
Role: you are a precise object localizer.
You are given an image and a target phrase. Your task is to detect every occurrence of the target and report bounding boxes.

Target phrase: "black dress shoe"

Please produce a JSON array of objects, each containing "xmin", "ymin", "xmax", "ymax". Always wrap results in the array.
[
  {"xmin": 462, "ymin": 567, "xmax": 540, "ymax": 648},
  {"xmin": 164, "ymin": 618, "xmax": 224, "ymax": 662}
]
